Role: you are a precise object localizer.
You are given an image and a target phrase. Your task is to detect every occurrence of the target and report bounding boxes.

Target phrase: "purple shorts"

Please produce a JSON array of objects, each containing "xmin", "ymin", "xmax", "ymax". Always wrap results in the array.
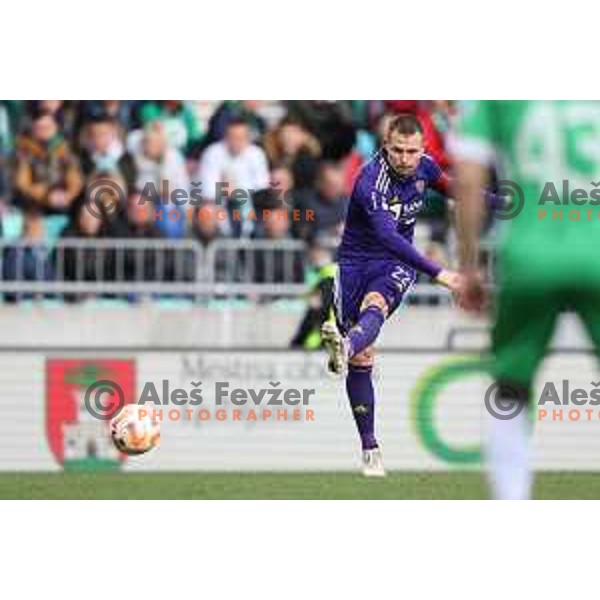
[{"xmin": 334, "ymin": 261, "xmax": 416, "ymax": 333}]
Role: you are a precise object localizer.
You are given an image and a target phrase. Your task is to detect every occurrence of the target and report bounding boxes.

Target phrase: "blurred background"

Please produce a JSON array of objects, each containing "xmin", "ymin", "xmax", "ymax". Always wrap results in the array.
[{"xmin": 0, "ymin": 100, "xmax": 459, "ymax": 315}]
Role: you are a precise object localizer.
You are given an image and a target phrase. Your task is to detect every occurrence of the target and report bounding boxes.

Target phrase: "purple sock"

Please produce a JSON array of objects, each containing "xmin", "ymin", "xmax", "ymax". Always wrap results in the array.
[
  {"xmin": 347, "ymin": 305, "xmax": 385, "ymax": 358},
  {"xmin": 346, "ymin": 364, "xmax": 377, "ymax": 450}
]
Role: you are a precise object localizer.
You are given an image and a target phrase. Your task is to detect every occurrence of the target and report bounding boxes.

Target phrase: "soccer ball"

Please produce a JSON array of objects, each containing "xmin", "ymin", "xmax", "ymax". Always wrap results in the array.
[{"xmin": 110, "ymin": 404, "xmax": 160, "ymax": 455}]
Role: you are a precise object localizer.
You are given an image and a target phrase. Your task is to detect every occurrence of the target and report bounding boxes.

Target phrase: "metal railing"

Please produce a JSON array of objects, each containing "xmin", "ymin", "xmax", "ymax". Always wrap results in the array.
[
  {"xmin": 0, "ymin": 239, "xmax": 201, "ymax": 296},
  {"xmin": 0, "ymin": 237, "xmax": 461, "ymax": 302},
  {"xmin": 204, "ymin": 238, "xmax": 310, "ymax": 298}
]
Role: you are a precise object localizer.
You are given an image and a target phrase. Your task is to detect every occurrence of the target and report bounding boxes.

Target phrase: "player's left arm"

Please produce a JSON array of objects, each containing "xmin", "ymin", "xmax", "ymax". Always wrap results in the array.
[
  {"xmin": 426, "ymin": 157, "xmax": 506, "ymax": 212},
  {"xmin": 428, "ymin": 166, "xmax": 451, "ymax": 197}
]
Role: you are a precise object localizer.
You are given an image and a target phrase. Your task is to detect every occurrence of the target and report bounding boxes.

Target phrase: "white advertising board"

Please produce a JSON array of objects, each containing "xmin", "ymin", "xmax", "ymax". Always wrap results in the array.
[{"xmin": 0, "ymin": 350, "xmax": 599, "ymax": 471}]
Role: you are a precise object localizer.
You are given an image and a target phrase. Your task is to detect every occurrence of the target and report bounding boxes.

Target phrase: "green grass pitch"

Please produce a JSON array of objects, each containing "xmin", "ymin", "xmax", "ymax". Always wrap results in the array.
[{"xmin": 1, "ymin": 472, "xmax": 600, "ymax": 499}]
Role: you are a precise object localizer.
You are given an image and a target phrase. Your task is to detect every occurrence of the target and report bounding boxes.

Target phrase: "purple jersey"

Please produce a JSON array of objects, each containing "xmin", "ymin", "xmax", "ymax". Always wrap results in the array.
[{"xmin": 338, "ymin": 151, "xmax": 444, "ymax": 278}]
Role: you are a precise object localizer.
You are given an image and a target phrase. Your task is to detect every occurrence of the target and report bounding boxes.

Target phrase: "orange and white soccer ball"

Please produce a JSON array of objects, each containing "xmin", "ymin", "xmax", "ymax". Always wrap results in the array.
[{"xmin": 110, "ymin": 404, "xmax": 160, "ymax": 455}]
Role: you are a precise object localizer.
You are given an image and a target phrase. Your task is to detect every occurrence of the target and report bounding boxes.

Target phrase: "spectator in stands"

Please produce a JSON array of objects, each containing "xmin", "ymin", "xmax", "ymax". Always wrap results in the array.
[
  {"xmin": 191, "ymin": 202, "xmax": 233, "ymax": 284},
  {"xmin": 59, "ymin": 201, "xmax": 109, "ymax": 301},
  {"xmin": 124, "ymin": 191, "xmax": 163, "ymax": 240},
  {"xmin": 2, "ymin": 212, "xmax": 55, "ymax": 302},
  {"xmin": 77, "ymin": 101, "xmax": 134, "ymax": 136},
  {"xmin": 192, "ymin": 202, "xmax": 222, "ymax": 247},
  {"xmin": 138, "ymin": 101, "xmax": 202, "ymax": 157},
  {"xmin": 203, "ymin": 101, "xmax": 267, "ymax": 147},
  {"xmin": 58, "ymin": 191, "xmax": 131, "ymax": 301},
  {"xmin": 252, "ymin": 207, "xmax": 304, "ymax": 286},
  {"xmin": 285, "ymin": 101, "xmax": 357, "ymax": 161},
  {"xmin": 82, "ymin": 170, "xmax": 129, "ymax": 231},
  {"xmin": 263, "ymin": 117, "xmax": 321, "ymax": 192},
  {"xmin": 79, "ymin": 116, "xmax": 137, "ymax": 191},
  {"xmin": 294, "ymin": 161, "xmax": 349, "ymax": 241},
  {"xmin": 340, "ymin": 147, "xmax": 365, "ymax": 197},
  {"xmin": 129, "ymin": 121, "xmax": 189, "ymax": 193},
  {"xmin": 196, "ymin": 117, "xmax": 269, "ymax": 237},
  {"xmin": 250, "ymin": 167, "xmax": 296, "ymax": 219},
  {"xmin": 290, "ymin": 235, "xmax": 336, "ymax": 349},
  {"xmin": 268, "ymin": 164, "xmax": 297, "ymax": 210},
  {"xmin": 14, "ymin": 109, "xmax": 83, "ymax": 227},
  {"xmin": 128, "ymin": 120, "xmax": 189, "ymax": 239},
  {"xmin": 121, "ymin": 192, "xmax": 168, "ymax": 286},
  {"xmin": 26, "ymin": 101, "xmax": 78, "ymax": 140}
]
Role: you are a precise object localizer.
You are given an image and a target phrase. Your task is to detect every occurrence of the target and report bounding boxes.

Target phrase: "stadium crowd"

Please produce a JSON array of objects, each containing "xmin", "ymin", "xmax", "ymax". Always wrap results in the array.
[{"xmin": 0, "ymin": 101, "xmax": 457, "ymax": 300}]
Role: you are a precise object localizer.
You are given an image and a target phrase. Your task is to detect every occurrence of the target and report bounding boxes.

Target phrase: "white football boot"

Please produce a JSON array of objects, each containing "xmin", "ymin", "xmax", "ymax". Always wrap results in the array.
[
  {"xmin": 362, "ymin": 448, "xmax": 386, "ymax": 478},
  {"xmin": 321, "ymin": 321, "xmax": 348, "ymax": 376}
]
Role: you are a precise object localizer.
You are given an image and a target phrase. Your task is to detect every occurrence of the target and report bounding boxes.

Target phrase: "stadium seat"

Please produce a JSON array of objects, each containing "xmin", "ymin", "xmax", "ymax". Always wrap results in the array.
[
  {"xmin": 44, "ymin": 215, "xmax": 69, "ymax": 243},
  {"xmin": 1, "ymin": 211, "xmax": 24, "ymax": 240}
]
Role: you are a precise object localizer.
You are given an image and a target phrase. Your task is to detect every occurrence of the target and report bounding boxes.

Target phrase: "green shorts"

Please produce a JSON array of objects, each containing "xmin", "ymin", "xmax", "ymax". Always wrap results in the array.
[{"xmin": 492, "ymin": 281, "xmax": 600, "ymax": 387}]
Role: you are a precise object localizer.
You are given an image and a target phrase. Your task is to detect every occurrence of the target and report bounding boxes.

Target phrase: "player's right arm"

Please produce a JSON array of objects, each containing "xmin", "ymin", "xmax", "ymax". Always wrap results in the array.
[
  {"xmin": 358, "ymin": 179, "xmax": 461, "ymax": 292},
  {"xmin": 449, "ymin": 100, "xmax": 497, "ymax": 309}
]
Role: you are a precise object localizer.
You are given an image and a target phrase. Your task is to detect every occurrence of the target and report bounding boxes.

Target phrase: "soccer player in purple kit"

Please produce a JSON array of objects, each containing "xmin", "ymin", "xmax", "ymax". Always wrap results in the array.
[{"xmin": 322, "ymin": 114, "xmax": 464, "ymax": 477}]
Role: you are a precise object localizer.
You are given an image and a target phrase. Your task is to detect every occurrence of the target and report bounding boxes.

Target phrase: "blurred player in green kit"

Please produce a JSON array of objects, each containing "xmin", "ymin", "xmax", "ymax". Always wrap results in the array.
[{"xmin": 451, "ymin": 101, "xmax": 600, "ymax": 499}]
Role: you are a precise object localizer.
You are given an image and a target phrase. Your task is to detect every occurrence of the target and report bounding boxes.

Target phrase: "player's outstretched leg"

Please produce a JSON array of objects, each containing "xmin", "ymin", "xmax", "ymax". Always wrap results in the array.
[
  {"xmin": 321, "ymin": 321, "xmax": 348, "ymax": 375},
  {"xmin": 322, "ymin": 292, "xmax": 388, "ymax": 376},
  {"xmin": 347, "ymin": 302, "xmax": 386, "ymax": 359}
]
